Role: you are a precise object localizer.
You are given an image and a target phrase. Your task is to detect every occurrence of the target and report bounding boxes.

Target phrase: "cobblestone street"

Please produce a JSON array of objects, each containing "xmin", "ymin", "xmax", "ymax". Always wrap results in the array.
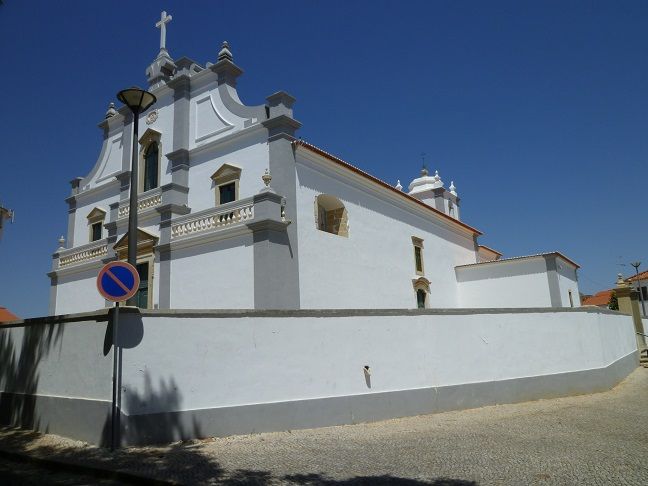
[{"xmin": 1, "ymin": 368, "xmax": 647, "ymax": 485}]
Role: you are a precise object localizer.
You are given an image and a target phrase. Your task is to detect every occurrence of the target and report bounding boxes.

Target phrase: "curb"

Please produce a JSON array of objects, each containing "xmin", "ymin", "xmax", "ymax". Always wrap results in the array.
[{"xmin": 0, "ymin": 448, "xmax": 177, "ymax": 485}]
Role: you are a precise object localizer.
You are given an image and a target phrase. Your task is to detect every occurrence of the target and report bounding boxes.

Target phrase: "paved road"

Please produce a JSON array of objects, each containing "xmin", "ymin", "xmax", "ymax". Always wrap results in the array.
[
  {"xmin": 0, "ymin": 453, "xmax": 124, "ymax": 485},
  {"xmin": 1, "ymin": 368, "xmax": 648, "ymax": 485}
]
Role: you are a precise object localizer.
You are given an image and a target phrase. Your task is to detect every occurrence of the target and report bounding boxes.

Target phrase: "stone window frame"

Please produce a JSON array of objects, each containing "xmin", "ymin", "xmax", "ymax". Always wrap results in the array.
[
  {"xmin": 412, "ymin": 236, "xmax": 425, "ymax": 275},
  {"xmin": 211, "ymin": 163, "xmax": 242, "ymax": 206},
  {"xmin": 113, "ymin": 228, "xmax": 159, "ymax": 310},
  {"xmin": 412, "ymin": 277, "xmax": 431, "ymax": 309},
  {"xmin": 314, "ymin": 194, "xmax": 349, "ymax": 238},
  {"xmin": 138, "ymin": 128, "xmax": 162, "ymax": 193},
  {"xmin": 86, "ymin": 207, "xmax": 106, "ymax": 243}
]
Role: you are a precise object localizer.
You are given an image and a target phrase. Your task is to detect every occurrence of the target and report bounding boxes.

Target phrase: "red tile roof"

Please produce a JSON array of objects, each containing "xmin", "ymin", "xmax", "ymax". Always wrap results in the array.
[
  {"xmin": 582, "ymin": 290, "xmax": 614, "ymax": 307},
  {"xmin": 626, "ymin": 270, "xmax": 648, "ymax": 282},
  {"xmin": 0, "ymin": 307, "xmax": 19, "ymax": 323}
]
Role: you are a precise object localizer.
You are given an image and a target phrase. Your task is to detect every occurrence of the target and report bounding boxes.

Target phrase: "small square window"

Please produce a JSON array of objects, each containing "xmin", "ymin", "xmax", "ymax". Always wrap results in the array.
[
  {"xmin": 91, "ymin": 222, "xmax": 102, "ymax": 242},
  {"xmin": 219, "ymin": 182, "xmax": 236, "ymax": 205}
]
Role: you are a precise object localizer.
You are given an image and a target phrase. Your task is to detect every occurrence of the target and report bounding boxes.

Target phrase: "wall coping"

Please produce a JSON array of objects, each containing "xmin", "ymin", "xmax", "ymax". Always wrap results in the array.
[{"xmin": 0, "ymin": 305, "xmax": 628, "ymax": 328}]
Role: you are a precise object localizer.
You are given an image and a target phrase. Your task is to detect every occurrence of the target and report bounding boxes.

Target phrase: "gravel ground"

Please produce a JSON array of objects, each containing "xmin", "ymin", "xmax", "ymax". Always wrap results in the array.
[{"xmin": 1, "ymin": 368, "xmax": 647, "ymax": 485}]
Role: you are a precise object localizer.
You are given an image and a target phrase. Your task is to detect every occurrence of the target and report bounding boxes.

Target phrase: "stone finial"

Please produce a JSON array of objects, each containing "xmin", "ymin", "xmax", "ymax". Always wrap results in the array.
[
  {"xmin": 449, "ymin": 181, "xmax": 457, "ymax": 196},
  {"xmin": 395, "ymin": 180, "xmax": 403, "ymax": 191},
  {"xmin": 617, "ymin": 273, "xmax": 628, "ymax": 287},
  {"xmin": 434, "ymin": 170, "xmax": 440, "ymax": 181},
  {"xmin": 259, "ymin": 168, "xmax": 275, "ymax": 193},
  {"xmin": 105, "ymin": 102, "xmax": 117, "ymax": 118},
  {"xmin": 58, "ymin": 235, "xmax": 65, "ymax": 250},
  {"xmin": 218, "ymin": 41, "xmax": 233, "ymax": 62},
  {"xmin": 420, "ymin": 165, "xmax": 428, "ymax": 177}
]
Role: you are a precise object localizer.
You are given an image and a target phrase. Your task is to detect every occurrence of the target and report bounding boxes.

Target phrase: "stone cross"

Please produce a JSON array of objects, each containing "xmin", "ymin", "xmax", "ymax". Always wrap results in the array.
[{"xmin": 155, "ymin": 11, "xmax": 172, "ymax": 50}]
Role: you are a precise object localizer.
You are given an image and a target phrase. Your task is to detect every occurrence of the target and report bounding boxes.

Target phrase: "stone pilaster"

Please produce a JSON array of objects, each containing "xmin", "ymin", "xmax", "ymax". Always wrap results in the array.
[
  {"xmin": 259, "ymin": 99, "xmax": 301, "ymax": 309},
  {"xmin": 615, "ymin": 274, "xmax": 646, "ymax": 350}
]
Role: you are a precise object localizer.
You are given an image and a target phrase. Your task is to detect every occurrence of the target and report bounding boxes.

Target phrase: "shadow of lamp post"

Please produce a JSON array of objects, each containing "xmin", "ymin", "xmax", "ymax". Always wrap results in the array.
[{"xmin": 116, "ymin": 87, "xmax": 156, "ymax": 305}]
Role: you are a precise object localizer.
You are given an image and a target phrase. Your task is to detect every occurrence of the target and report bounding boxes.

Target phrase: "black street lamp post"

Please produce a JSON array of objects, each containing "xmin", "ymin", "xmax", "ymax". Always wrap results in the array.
[
  {"xmin": 116, "ymin": 87, "xmax": 156, "ymax": 304},
  {"xmin": 631, "ymin": 262, "xmax": 646, "ymax": 317}
]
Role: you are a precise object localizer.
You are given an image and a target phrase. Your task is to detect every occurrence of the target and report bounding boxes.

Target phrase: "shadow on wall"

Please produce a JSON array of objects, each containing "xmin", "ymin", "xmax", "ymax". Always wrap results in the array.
[
  {"xmin": 0, "ymin": 323, "xmax": 65, "ymax": 431},
  {"xmin": 99, "ymin": 371, "xmax": 205, "ymax": 447}
]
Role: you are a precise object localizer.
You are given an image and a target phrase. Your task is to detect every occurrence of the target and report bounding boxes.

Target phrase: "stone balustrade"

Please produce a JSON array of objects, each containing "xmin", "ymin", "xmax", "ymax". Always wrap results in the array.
[
  {"xmin": 58, "ymin": 240, "xmax": 108, "ymax": 268},
  {"xmin": 118, "ymin": 189, "xmax": 163, "ymax": 218},
  {"xmin": 171, "ymin": 199, "xmax": 255, "ymax": 239}
]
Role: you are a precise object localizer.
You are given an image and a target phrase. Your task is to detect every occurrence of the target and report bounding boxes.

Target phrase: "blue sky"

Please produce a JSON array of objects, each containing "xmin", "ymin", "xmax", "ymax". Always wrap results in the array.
[{"xmin": 0, "ymin": 1, "xmax": 646, "ymax": 317}]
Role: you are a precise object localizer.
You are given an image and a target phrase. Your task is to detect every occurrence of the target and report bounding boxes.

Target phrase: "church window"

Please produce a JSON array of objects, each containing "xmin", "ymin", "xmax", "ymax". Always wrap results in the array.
[
  {"xmin": 91, "ymin": 222, "xmax": 102, "ymax": 242},
  {"xmin": 412, "ymin": 237, "xmax": 424, "ymax": 275},
  {"xmin": 211, "ymin": 163, "xmax": 242, "ymax": 206},
  {"xmin": 86, "ymin": 207, "xmax": 106, "ymax": 243},
  {"xmin": 219, "ymin": 182, "xmax": 236, "ymax": 205},
  {"xmin": 416, "ymin": 289, "xmax": 427, "ymax": 309},
  {"xmin": 135, "ymin": 262, "xmax": 150, "ymax": 309},
  {"xmin": 568, "ymin": 290, "xmax": 574, "ymax": 308},
  {"xmin": 412, "ymin": 277, "xmax": 430, "ymax": 309},
  {"xmin": 315, "ymin": 194, "xmax": 348, "ymax": 237},
  {"xmin": 143, "ymin": 143, "xmax": 159, "ymax": 192}
]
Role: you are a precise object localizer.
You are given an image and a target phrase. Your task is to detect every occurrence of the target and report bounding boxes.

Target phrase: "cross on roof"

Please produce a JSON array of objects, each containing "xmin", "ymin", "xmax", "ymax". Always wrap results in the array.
[{"xmin": 155, "ymin": 11, "xmax": 172, "ymax": 50}]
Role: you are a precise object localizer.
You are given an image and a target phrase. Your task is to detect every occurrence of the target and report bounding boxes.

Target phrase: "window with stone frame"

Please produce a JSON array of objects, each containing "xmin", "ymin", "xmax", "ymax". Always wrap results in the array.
[
  {"xmin": 211, "ymin": 163, "xmax": 242, "ymax": 205},
  {"xmin": 412, "ymin": 237, "xmax": 424, "ymax": 275},
  {"xmin": 143, "ymin": 142, "xmax": 159, "ymax": 192},
  {"xmin": 138, "ymin": 128, "xmax": 162, "ymax": 193},
  {"xmin": 315, "ymin": 194, "xmax": 348, "ymax": 237},
  {"xmin": 413, "ymin": 277, "xmax": 430, "ymax": 309},
  {"xmin": 86, "ymin": 207, "xmax": 106, "ymax": 243}
]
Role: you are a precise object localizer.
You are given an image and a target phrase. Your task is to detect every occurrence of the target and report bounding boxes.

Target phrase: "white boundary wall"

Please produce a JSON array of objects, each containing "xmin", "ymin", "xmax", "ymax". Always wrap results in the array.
[{"xmin": 0, "ymin": 307, "xmax": 638, "ymax": 446}]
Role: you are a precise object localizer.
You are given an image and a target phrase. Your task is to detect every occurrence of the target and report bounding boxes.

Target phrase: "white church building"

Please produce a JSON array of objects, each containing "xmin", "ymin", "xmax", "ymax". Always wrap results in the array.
[{"xmin": 48, "ymin": 17, "xmax": 580, "ymax": 315}]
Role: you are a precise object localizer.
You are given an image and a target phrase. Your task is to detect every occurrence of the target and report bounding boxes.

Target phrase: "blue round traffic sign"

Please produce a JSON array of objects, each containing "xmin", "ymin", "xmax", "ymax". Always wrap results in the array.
[{"xmin": 97, "ymin": 261, "xmax": 140, "ymax": 302}]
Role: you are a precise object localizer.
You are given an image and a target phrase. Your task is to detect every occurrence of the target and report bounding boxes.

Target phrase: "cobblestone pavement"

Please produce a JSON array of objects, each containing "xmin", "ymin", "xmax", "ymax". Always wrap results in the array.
[{"xmin": 1, "ymin": 368, "xmax": 647, "ymax": 485}]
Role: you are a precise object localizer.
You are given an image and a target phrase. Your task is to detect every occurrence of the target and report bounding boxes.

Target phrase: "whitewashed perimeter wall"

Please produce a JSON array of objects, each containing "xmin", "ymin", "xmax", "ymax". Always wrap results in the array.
[
  {"xmin": 456, "ymin": 259, "xmax": 553, "ymax": 308},
  {"xmin": 119, "ymin": 310, "xmax": 635, "ymax": 415},
  {"xmin": 295, "ymin": 157, "xmax": 477, "ymax": 309},
  {"xmin": 168, "ymin": 234, "xmax": 255, "ymax": 308}
]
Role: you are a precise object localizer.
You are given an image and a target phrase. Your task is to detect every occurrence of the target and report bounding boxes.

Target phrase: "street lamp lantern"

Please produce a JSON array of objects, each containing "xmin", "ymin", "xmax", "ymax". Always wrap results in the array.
[
  {"xmin": 116, "ymin": 86, "xmax": 156, "ymax": 304},
  {"xmin": 117, "ymin": 87, "xmax": 157, "ymax": 114}
]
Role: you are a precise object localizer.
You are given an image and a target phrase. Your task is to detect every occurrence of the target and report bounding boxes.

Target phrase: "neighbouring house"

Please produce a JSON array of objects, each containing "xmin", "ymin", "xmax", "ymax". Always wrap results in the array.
[{"xmin": 582, "ymin": 289, "xmax": 615, "ymax": 309}]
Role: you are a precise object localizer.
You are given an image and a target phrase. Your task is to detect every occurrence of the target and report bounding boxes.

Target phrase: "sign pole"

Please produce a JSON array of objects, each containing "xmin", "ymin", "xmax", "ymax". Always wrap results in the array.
[
  {"xmin": 111, "ymin": 301, "xmax": 120, "ymax": 451},
  {"xmin": 96, "ymin": 260, "xmax": 139, "ymax": 451}
]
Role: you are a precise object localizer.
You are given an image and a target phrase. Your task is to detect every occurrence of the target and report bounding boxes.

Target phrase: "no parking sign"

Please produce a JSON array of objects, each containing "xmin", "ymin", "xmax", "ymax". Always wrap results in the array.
[{"xmin": 97, "ymin": 261, "xmax": 140, "ymax": 302}]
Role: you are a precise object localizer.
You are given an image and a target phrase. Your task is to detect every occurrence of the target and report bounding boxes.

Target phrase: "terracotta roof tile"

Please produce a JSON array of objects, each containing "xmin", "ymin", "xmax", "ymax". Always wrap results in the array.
[
  {"xmin": 582, "ymin": 290, "xmax": 614, "ymax": 307},
  {"xmin": 0, "ymin": 307, "xmax": 19, "ymax": 323},
  {"xmin": 626, "ymin": 270, "xmax": 648, "ymax": 282}
]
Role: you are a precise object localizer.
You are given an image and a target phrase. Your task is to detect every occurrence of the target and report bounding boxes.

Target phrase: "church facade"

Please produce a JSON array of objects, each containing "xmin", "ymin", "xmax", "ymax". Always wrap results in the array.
[{"xmin": 48, "ymin": 19, "xmax": 580, "ymax": 315}]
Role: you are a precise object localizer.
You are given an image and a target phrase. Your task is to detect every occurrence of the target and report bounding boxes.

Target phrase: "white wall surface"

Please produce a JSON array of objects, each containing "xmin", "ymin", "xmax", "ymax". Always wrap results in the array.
[
  {"xmin": 187, "ymin": 130, "xmax": 269, "ymax": 213},
  {"xmin": 0, "ymin": 318, "xmax": 112, "ymax": 401},
  {"xmin": 72, "ymin": 187, "xmax": 120, "ymax": 246},
  {"xmin": 169, "ymin": 234, "xmax": 255, "ymax": 308},
  {"xmin": 55, "ymin": 268, "xmax": 106, "ymax": 315},
  {"xmin": 556, "ymin": 258, "xmax": 580, "ymax": 307},
  {"xmin": 295, "ymin": 156, "xmax": 477, "ymax": 309},
  {"xmin": 456, "ymin": 258, "xmax": 552, "ymax": 308},
  {"xmin": 117, "ymin": 309, "xmax": 636, "ymax": 414}
]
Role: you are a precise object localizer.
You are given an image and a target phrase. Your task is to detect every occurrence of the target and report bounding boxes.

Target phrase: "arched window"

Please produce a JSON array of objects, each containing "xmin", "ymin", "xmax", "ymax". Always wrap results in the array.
[
  {"xmin": 315, "ymin": 194, "xmax": 348, "ymax": 237},
  {"xmin": 143, "ymin": 143, "xmax": 159, "ymax": 192},
  {"xmin": 412, "ymin": 277, "xmax": 431, "ymax": 309},
  {"xmin": 416, "ymin": 289, "xmax": 427, "ymax": 309}
]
